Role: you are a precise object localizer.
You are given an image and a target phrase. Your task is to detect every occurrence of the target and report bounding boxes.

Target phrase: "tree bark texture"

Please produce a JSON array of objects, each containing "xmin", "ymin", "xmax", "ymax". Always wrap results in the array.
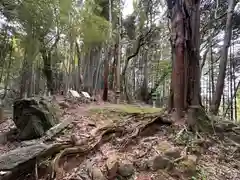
[
  {"xmin": 40, "ymin": 48, "xmax": 54, "ymax": 95},
  {"xmin": 210, "ymin": 0, "xmax": 236, "ymax": 114},
  {"xmin": 110, "ymin": 43, "xmax": 118, "ymax": 90},
  {"xmin": 141, "ymin": 50, "xmax": 149, "ymax": 102},
  {"xmin": 75, "ymin": 42, "xmax": 83, "ymax": 91},
  {"xmin": 102, "ymin": 47, "xmax": 111, "ymax": 101},
  {"xmin": 167, "ymin": 0, "xmax": 201, "ymax": 119}
]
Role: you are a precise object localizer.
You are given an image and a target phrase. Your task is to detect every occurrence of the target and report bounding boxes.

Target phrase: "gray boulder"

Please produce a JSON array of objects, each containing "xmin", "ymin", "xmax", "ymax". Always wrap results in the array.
[{"xmin": 13, "ymin": 97, "xmax": 59, "ymax": 140}]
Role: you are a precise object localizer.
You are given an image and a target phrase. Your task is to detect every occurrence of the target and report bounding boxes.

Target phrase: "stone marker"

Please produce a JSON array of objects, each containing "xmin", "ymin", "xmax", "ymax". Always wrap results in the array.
[
  {"xmin": 67, "ymin": 89, "xmax": 80, "ymax": 98},
  {"xmin": 81, "ymin": 91, "xmax": 91, "ymax": 99}
]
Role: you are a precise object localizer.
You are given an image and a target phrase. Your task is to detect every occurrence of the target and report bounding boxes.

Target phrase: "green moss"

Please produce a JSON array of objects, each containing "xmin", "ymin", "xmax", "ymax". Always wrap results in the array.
[
  {"xmin": 114, "ymin": 105, "xmax": 162, "ymax": 114},
  {"xmin": 88, "ymin": 105, "xmax": 162, "ymax": 124},
  {"xmin": 177, "ymin": 155, "xmax": 198, "ymax": 177},
  {"xmin": 88, "ymin": 108, "xmax": 107, "ymax": 114},
  {"xmin": 89, "ymin": 105, "xmax": 162, "ymax": 115},
  {"xmin": 156, "ymin": 141, "xmax": 173, "ymax": 153},
  {"xmin": 194, "ymin": 168, "xmax": 208, "ymax": 180}
]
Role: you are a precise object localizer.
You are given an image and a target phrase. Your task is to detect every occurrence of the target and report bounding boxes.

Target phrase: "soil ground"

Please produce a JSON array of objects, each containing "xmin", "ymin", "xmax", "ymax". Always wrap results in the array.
[{"xmin": 0, "ymin": 98, "xmax": 239, "ymax": 180}]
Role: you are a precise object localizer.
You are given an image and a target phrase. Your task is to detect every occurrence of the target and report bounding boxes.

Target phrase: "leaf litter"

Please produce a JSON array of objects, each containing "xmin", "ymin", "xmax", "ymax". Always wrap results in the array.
[{"xmin": 0, "ymin": 98, "xmax": 239, "ymax": 180}]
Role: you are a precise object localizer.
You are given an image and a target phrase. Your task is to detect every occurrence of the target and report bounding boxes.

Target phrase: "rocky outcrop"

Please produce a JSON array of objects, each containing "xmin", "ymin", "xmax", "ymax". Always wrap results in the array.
[{"xmin": 13, "ymin": 97, "xmax": 59, "ymax": 140}]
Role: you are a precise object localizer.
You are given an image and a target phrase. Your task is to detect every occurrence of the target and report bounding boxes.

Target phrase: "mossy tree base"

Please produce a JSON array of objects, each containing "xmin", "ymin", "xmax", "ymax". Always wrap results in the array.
[{"xmin": 186, "ymin": 106, "xmax": 213, "ymax": 133}]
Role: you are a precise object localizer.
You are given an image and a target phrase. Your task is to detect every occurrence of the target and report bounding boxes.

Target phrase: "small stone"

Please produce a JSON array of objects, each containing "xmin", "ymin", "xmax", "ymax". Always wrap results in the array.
[
  {"xmin": 91, "ymin": 167, "xmax": 106, "ymax": 180},
  {"xmin": 156, "ymin": 141, "xmax": 181, "ymax": 160},
  {"xmin": 106, "ymin": 154, "xmax": 119, "ymax": 179},
  {"xmin": 177, "ymin": 155, "xmax": 198, "ymax": 176},
  {"xmin": 58, "ymin": 101, "xmax": 69, "ymax": 109},
  {"xmin": 118, "ymin": 161, "xmax": 134, "ymax": 177},
  {"xmin": 149, "ymin": 155, "xmax": 170, "ymax": 171},
  {"xmin": 187, "ymin": 155, "xmax": 198, "ymax": 163},
  {"xmin": 156, "ymin": 141, "xmax": 173, "ymax": 153},
  {"xmin": 164, "ymin": 148, "xmax": 181, "ymax": 160}
]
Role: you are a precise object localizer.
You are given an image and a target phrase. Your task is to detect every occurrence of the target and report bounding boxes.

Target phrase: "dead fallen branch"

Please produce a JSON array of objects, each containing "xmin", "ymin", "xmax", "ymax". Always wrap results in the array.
[
  {"xmin": 43, "ymin": 116, "xmax": 74, "ymax": 141},
  {"xmin": 0, "ymin": 143, "xmax": 70, "ymax": 179}
]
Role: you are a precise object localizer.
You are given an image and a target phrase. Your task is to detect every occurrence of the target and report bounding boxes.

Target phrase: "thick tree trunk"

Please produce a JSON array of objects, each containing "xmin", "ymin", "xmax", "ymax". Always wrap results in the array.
[
  {"xmin": 173, "ymin": 9, "xmax": 185, "ymax": 118},
  {"xmin": 141, "ymin": 50, "xmax": 149, "ymax": 102},
  {"xmin": 188, "ymin": 0, "xmax": 201, "ymax": 106},
  {"xmin": 20, "ymin": 56, "xmax": 32, "ymax": 98},
  {"xmin": 167, "ymin": 0, "xmax": 202, "ymax": 121},
  {"xmin": 210, "ymin": 0, "xmax": 236, "ymax": 114},
  {"xmin": 89, "ymin": 48, "xmax": 99, "ymax": 94},
  {"xmin": 115, "ymin": 40, "xmax": 121, "ymax": 104},
  {"xmin": 110, "ymin": 43, "xmax": 117, "ymax": 90},
  {"xmin": 41, "ymin": 49, "xmax": 53, "ymax": 95},
  {"xmin": 210, "ymin": 46, "xmax": 215, "ymax": 100},
  {"xmin": 230, "ymin": 53, "xmax": 234, "ymax": 120},
  {"xmin": 93, "ymin": 48, "xmax": 103, "ymax": 93},
  {"xmin": 102, "ymin": 47, "xmax": 111, "ymax": 101},
  {"xmin": 75, "ymin": 42, "xmax": 82, "ymax": 91}
]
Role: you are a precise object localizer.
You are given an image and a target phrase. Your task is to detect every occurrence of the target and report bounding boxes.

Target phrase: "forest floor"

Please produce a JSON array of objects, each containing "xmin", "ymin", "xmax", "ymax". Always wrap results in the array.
[{"xmin": 0, "ymin": 97, "xmax": 240, "ymax": 180}]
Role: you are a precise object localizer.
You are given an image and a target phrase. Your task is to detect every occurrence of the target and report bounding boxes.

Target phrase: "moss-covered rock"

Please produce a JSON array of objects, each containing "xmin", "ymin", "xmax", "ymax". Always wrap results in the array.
[
  {"xmin": 118, "ymin": 160, "xmax": 134, "ymax": 177},
  {"xmin": 106, "ymin": 154, "xmax": 119, "ymax": 179},
  {"xmin": 156, "ymin": 141, "xmax": 173, "ymax": 153},
  {"xmin": 91, "ymin": 167, "xmax": 106, "ymax": 180},
  {"xmin": 177, "ymin": 155, "xmax": 198, "ymax": 177},
  {"xmin": 156, "ymin": 141, "xmax": 181, "ymax": 160},
  {"xmin": 89, "ymin": 105, "xmax": 162, "ymax": 116},
  {"xmin": 148, "ymin": 155, "xmax": 171, "ymax": 171},
  {"xmin": 13, "ymin": 97, "xmax": 59, "ymax": 140},
  {"xmin": 186, "ymin": 106, "xmax": 212, "ymax": 132}
]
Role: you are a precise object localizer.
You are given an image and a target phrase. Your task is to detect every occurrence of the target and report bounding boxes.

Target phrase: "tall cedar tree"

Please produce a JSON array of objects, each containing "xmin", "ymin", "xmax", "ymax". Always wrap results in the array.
[
  {"xmin": 210, "ymin": 0, "xmax": 236, "ymax": 114},
  {"xmin": 167, "ymin": 0, "xmax": 202, "ymax": 119}
]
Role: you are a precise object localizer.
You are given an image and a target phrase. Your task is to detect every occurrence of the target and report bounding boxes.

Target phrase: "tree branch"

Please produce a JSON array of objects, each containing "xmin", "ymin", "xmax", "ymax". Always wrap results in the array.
[{"xmin": 122, "ymin": 28, "xmax": 156, "ymax": 76}]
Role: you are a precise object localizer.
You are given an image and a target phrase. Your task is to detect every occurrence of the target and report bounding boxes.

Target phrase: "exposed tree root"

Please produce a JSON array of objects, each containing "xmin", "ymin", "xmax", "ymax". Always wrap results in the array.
[
  {"xmin": 51, "ymin": 113, "xmax": 173, "ymax": 178},
  {"xmin": 185, "ymin": 106, "xmax": 240, "ymax": 148},
  {"xmin": 51, "ymin": 124, "xmax": 126, "ymax": 178},
  {"xmin": 2, "ymin": 108, "xmax": 239, "ymax": 180},
  {"xmin": 33, "ymin": 109, "xmax": 239, "ymax": 180},
  {"xmin": 120, "ymin": 116, "xmax": 172, "ymax": 147},
  {"xmin": 186, "ymin": 106, "xmax": 213, "ymax": 133}
]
